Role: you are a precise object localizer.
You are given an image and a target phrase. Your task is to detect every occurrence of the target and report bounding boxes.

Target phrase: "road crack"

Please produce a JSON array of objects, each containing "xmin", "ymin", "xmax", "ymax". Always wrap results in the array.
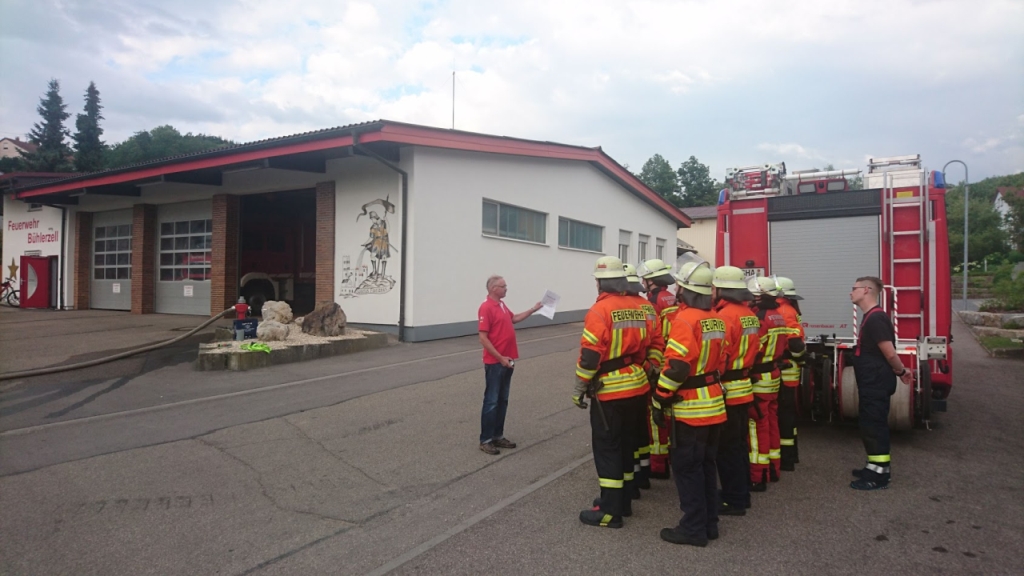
[{"xmin": 282, "ymin": 416, "xmax": 390, "ymax": 488}]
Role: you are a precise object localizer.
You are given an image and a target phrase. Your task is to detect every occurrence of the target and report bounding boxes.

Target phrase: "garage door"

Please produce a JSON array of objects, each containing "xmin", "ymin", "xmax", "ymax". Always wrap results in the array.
[
  {"xmin": 90, "ymin": 210, "xmax": 132, "ymax": 310},
  {"xmin": 155, "ymin": 201, "xmax": 212, "ymax": 315},
  {"xmin": 770, "ymin": 215, "xmax": 880, "ymax": 340}
]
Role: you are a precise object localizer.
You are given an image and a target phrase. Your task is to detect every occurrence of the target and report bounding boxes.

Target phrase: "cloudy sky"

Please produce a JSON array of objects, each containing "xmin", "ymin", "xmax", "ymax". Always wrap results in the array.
[{"xmin": 1, "ymin": 0, "xmax": 1021, "ymax": 180}]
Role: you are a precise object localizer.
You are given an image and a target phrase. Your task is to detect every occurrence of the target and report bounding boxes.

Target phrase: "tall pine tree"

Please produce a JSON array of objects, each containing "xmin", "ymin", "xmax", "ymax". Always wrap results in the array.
[
  {"xmin": 25, "ymin": 79, "xmax": 73, "ymax": 172},
  {"xmin": 72, "ymin": 81, "xmax": 105, "ymax": 172}
]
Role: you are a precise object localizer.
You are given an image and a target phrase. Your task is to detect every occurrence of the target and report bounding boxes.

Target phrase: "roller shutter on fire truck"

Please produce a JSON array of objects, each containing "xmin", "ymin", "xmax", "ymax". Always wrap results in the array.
[{"xmin": 769, "ymin": 215, "xmax": 880, "ymax": 340}]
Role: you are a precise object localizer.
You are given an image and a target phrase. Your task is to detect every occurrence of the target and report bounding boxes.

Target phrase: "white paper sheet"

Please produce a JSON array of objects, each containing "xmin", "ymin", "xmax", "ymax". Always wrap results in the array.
[{"xmin": 538, "ymin": 290, "xmax": 560, "ymax": 319}]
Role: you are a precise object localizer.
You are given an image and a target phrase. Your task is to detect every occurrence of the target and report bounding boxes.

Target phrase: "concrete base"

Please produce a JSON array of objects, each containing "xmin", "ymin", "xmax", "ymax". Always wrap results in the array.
[{"xmin": 196, "ymin": 331, "xmax": 389, "ymax": 371}]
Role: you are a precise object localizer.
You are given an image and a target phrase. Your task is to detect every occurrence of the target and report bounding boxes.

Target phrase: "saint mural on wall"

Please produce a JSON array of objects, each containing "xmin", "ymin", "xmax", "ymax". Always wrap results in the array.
[{"xmin": 339, "ymin": 197, "xmax": 398, "ymax": 298}]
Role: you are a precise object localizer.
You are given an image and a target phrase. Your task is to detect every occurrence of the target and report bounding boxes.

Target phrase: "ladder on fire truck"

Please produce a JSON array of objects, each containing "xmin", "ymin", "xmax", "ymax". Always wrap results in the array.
[{"xmin": 869, "ymin": 154, "xmax": 927, "ymax": 343}]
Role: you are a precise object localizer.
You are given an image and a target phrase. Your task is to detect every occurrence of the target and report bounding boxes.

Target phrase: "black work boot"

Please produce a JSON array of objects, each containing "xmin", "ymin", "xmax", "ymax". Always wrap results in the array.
[
  {"xmin": 660, "ymin": 527, "xmax": 707, "ymax": 547},
  {"xmin": 769, "ymin": 466, "xmax": 780, "ymax": 482},
  {"xmin": 781, "ymin": 461, "xmax": 795, "ymax": 472},
  {"xmin": 580, "ymin": 508, "xmax": 623, "ymax": 528},
  {"xmin": 751, "ymin": 470, "xmax": 768, "ymax": 492},
  {"xmin": 718, "ymin": 502, "xmax": 746, "ymax": 516}
]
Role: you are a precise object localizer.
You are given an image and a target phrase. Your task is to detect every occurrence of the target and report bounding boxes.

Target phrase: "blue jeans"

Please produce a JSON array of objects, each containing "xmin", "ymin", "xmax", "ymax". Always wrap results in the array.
[{"xmin": 480, "ymin": 363, "xmax": 513, "ymax": 444}]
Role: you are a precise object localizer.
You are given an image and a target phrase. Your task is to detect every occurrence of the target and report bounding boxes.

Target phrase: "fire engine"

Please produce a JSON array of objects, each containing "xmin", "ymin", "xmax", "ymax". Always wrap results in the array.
[{"xmin": 715, "ymin": 154, "xmax": 952, "ymax": 430}]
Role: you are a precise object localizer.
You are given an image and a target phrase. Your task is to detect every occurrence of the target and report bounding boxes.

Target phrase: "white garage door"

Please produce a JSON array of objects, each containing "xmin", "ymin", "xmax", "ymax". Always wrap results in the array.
[
  {"xmin": 90, "ymin": 210, "xmax": 133, "ymax": 310},
  {"xmin": 770, "ymin": 215, "xmax": 880, "ymax": 341}
]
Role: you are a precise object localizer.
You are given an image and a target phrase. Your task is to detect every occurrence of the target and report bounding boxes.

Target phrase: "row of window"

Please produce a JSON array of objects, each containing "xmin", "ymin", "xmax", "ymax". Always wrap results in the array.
[
  {"xmin": 92, "ymin": 220, "xmax": 213, "ymax": 283},
  {"xmin": 482, "ymin": 200, "xmax": 666, "ymax": 262}
]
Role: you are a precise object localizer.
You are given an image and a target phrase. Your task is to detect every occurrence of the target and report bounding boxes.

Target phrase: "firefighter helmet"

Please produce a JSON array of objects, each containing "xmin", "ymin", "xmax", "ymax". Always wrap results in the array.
[
  {"xmin": 748, "ymin": 276, "xmax": 780, "ymax": 296},
  {"xmin": 637, "ymin": 258, "xmax": 672, "ymax": 279},
  {"xmin": 623, "ymin": 263, "xmax": 642, "ymax": 283},
  {"xmin": 712, "ymin": 266, "xmax": 748, "ymax": 289},
  {"xmin": 679, "ymin": 263, "xmax": 714, "ymax": 295},
  {"xmin": 776, "ymin": 276, "xmax": 804, "ymax": 300},
  {"xmin": 593, "ymin": 256, "xmax": 626, "ymax": 278}
]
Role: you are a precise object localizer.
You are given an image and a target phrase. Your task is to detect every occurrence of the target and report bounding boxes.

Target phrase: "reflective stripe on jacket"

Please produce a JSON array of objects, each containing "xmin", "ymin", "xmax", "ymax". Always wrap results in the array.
[
  {"xmin": 577, "ymin": 292, "xmax": 652, "ymax": 401},
  {"xmin": 714, "ymin": 300, "xmax": 760, "ymax": 406},
  {"xmin": 658, "ymin": 304, "xmax": 727, "ymax": 426},
  {"xmin": 752, "ymin": 305, "xmax": 789, "ymax": 395},
  {"xmin": 776, "ymin": 299, "xmax": 805, "ymax": 387}
]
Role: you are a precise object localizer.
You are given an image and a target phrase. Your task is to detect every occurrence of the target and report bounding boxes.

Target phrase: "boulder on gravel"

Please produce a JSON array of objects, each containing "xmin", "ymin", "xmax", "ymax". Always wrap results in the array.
[
  {"xmin": 261, "ymin": 300, "xmax": 293, "ymax": 324},
  {"xmin": 257, "ymin": 320, "xmax": 290, "ymax": 341},
  {"xmin": 302, "ymin": 302, "xmax": 347, "ymax": 337}
]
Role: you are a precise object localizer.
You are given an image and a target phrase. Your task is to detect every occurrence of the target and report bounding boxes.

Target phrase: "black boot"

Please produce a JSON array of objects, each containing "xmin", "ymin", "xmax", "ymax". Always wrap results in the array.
[
  {"xmin": 580, "ymin": 508, "xmax": 623, "ymax": 528},
  {"xmin": 593, "ymin": 497, "xmax": 631, "ymax": 517},
  {"xmin": 660, "ymin": 527, "xmax": 707, "ymax": 547},
  {"xmin": 751, "ymin": 470, "xmax": 768, "ymax": 492},
  {"xmin": 769, "ymin": 467, "xmax": 780, "ymax": 482},
  {"xmin": 718, "ymin": 502, "xmax": 746, "ymax": 516}
]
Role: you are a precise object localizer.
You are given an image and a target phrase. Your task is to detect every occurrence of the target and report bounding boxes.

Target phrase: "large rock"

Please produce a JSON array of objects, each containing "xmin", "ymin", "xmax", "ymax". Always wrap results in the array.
[
  {"xmin": 257, "ymin": 320, "xmax": 290, "ymax": 341},
  {"xmin": 261, "ymin": 300, "xmax": 293, "ymax": 324},
  {"xmin": 302, "ymin": 302, "xmax": 347, "ymax": 337}
]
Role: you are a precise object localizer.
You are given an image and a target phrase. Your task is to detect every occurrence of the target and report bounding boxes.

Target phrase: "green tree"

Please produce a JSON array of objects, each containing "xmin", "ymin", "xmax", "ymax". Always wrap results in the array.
[
  {"xmin": 1003, "ymin": 193, "xmax": 1024, "ymax": 251},
  {"xmin": 946, "ymin": 189, "xmax": 1008, "ymax": 265},
  {"xmin": 105, "ymin": 125, "xmax": 235, "ymax": 169},
  {"xmin": 24, "ymin": 79, "xmax": 73, "ymax": 172},
  {"xmin": 0, "ymin": 156, "xmax": 27, "ymax": 173},
  {"xmin": 638, "ymin": 153, "xmax": 682, "ymax": 205},
  {"xmin": 72, "ymin": 82, "xmax": 105, "ymax": 172},
  {"xmin": 677, "ymin": 155, "xmax": 720, "ymax": 208}
]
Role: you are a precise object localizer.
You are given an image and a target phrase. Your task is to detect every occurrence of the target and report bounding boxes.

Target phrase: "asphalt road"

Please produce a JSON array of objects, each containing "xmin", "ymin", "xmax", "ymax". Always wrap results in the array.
[{"xmin": 1, "ymin": 316, "xmax": 1021, "ymax": 575}]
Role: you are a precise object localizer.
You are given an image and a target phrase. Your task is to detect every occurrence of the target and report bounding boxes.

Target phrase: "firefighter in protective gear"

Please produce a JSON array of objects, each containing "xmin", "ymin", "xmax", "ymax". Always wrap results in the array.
[
  {"xmin": 575, "ymin": 256, "xmax": 653, "ymax": 528},
  {"xmin": 746, "ymin": 276, "xmax": 790, "ymax": 491},
  {"xmin": 775, "ymin": 276, "xmax": 806, "ymax": 471},
  {"xmin": 624, "ymin": 263, "xmax": 664, "ymax": 491},
  {"xmin": 655, "ymin": 264, "xmax": 728, "ymax": 547},
  {"xmin": 638, "ymin": 258, "xmax": 676, "ymax": 314},
  {"xmin": 712, "ymin": 266, "xmax": 759, "ymax": 516}
]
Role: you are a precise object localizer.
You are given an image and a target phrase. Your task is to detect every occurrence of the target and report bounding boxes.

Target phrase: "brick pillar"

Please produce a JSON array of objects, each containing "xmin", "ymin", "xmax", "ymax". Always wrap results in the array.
[
  {"xmin": 131, "ymin": 204, "xmax": 156, "ymax": 314},
  {"xmin": 73, "ymin": 211, "xmax": 93, "ymax": 310},
  {"xmin": 211, "ymin": 194, "xmax": 240, "ymax": 314},
  {"xmin": 315, "ymin": 181, "xmax": 336, "ymax": 305}
]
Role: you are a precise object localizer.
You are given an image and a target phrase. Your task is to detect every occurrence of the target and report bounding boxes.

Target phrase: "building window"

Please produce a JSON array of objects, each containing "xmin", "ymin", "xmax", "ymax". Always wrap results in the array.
[
  {"xmin": 558, "ymin": 217, "xmax": 603, "ymax": 252},
  {"xmin": 656, "ymin": 238, "xmax": 666, "ymax": 260},
  {"xmin": 482, "ymin": 200, "xmax": 546, "ymax": 244},
  {"xmin": 28, "ymin": 204, "xmax": 42, "ymax": 212},
  {"xmin": 638, "ymin": 234, "xmax": 649, "ymax": 262},
  {"xmin": 159, "ymin": 219, "xmax": 212, "ymax": 281},
  {"xmin": 93, "ymin": 225, "xmax": 132, "ymax": 280},
  {"xmin": 618, "ymin": 230, "xmax": 631, "ymax": 263}
]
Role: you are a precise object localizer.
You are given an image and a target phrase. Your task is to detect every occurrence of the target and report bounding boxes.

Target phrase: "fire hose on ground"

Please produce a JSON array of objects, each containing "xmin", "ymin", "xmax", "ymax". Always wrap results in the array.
[{"xmin": 0, "ymin": 308, "xmax": 234, "ymax": 382}]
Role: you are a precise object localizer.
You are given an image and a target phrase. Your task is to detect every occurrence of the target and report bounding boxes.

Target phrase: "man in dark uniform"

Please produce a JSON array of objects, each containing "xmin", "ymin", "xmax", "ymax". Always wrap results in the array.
[{"xmin": 849, "ymin": 276, "xmax": 915, "ymax": 491}]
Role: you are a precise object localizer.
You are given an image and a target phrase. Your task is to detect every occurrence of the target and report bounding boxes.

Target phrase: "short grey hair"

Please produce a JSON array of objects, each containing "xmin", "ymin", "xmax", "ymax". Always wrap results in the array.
[{"xmin": 486, "ymin": 275, "xmax": 504, "ymax": 290}]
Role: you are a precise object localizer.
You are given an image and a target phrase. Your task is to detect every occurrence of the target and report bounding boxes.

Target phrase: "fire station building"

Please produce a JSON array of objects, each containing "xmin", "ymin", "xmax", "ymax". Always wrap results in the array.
[{"xmin": 3, "ymin": 121, "xmax": 689, "ymax": 341}]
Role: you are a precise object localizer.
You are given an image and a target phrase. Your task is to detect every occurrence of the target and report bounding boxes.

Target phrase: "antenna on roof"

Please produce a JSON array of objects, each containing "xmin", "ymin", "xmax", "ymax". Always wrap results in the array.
[{"xmin": 452, "ymin": 71, "xmax": 455, "ymax": 130}]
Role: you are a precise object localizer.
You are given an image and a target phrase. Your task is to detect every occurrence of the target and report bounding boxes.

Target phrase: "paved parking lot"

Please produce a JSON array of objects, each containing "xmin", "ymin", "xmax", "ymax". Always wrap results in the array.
[{"xmin": 0, "ymin": 314, "xmax": 1021, "ymax": 575}]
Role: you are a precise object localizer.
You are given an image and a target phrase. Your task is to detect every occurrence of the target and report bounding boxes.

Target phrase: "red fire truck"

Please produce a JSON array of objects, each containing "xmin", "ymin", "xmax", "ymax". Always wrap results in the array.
[{"xmin": 715, "ymin": 154, "xmax": 952, "ymax": 429}]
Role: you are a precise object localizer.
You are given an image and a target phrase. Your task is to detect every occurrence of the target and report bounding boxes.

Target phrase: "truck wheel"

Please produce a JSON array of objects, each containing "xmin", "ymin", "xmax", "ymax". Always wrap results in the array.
[{"xmin": 242, "ymin": 281, "xmax": 274, "ymax": 317}]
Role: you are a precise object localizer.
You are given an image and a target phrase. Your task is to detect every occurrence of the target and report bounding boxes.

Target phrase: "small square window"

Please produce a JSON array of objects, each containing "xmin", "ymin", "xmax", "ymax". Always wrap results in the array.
[
  {"xmin": 175, "ymin": 221, "xmax": 189, "ymax": 235},
  {"xmin": 116, "ymin": 225, "xmax": 130, "ymax": 238},
  {"xmin": 160, "ymin": 238, "xmax": 174, "ymax": 251},
  {"xmin": 94, "ymin": 269, "xmax": 104, "ymax": 280},
  {"xmin": 160, "ymin": 268, "xmax": 173, "ymax": 281},
  {"xmin": 95, "ymin": 227, "xmax": 106, "ymax": 239},
  {"xmin": 161, "ymin": 222, "xmax": 174, "ymax": 236},
  {"xmin": 116, "ymin": 267, "xmax": 130, "ymax": 279},
  {"xmin": 94, "ymin": 255, "xmax": 104, "ymax": 266}
]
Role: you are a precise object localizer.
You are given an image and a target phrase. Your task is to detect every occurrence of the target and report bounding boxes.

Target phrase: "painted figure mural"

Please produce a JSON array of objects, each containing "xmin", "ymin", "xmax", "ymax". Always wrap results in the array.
[{"xmin": 340, "ymin": 197, "xmax": 397, "ymax": 298}]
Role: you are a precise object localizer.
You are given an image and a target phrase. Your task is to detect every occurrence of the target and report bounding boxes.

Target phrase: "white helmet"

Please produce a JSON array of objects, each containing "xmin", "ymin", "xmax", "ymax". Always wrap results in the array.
[
  {"xmin": 623, "ymin": 263, "xmax": 642, "ymax": 284},
  {"xmin": 593, "ymin": 256, "xmax": 627, "ymax": 279},
  {"xmin": 748, "ymin": 276, "xmax": 780, "ymax": 296},
  {"xmin": 678, "ymin": 264, "xmax": 714, "ymax": 295},
  {"xmin": 712, "ymin": 266, "xmax": 748, "ymax": 289},
  {"xmin": 637, "ymin": 258, "xmax": 672, "ymax": 279},
  {"xmin": 776, "ymin": 276, "xmax": 803, "ymax": 300}
]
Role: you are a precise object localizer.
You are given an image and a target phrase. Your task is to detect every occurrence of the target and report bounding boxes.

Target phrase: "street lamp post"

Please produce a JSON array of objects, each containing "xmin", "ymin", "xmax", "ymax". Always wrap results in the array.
[{"xmin": 943, "ymin": 160, "xmax": 969, "ymax": 311}]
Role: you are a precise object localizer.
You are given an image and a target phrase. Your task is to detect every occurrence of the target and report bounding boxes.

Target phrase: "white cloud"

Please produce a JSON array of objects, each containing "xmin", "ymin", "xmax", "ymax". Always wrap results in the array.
[{"xmin": 1, "ymin": 0, "xmax": 1022, "ymax": 178}]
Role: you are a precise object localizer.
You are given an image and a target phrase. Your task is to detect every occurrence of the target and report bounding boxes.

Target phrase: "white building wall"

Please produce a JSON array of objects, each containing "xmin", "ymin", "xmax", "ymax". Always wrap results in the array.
[
  {"xmin": 2, "ymin": 195, "xmax": 69, "ymax": 306},
  {"xmin": 406, "ymin": 147, "xmax": 679, "ymax": 338},
  {"xmin": 677, "ymin": 217, "xmax": 717, "ymax": 260}
]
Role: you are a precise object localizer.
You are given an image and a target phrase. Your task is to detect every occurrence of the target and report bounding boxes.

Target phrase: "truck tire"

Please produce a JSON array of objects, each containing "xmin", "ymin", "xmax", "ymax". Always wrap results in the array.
[{"xmin": 242, "ymin": 281, "xmax": 274, "ymax": 317}]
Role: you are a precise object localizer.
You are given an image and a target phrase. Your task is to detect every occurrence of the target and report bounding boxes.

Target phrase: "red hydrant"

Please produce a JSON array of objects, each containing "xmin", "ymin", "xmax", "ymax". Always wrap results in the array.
[{"xmin": 234, "ymin": 297, "xmax": 250, "ymax": 320}]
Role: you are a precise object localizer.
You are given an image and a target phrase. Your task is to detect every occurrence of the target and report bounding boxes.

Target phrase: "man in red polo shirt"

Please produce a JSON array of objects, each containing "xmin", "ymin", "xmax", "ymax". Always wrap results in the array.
[{"xmin": 479, "ymin": 275, "xmax": 542, "ymax": 455}]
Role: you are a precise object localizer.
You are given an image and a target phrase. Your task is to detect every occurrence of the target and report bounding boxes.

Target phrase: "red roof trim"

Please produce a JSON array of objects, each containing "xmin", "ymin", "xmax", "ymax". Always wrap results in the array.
[{"xmin": 14, "ymin": 121, "xmax": 690, "ymax": 226}]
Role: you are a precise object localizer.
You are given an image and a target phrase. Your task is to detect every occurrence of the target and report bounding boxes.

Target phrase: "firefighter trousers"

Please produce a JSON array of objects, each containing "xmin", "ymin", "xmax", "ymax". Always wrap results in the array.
[
  {"xmin": 748, "ymin": 392, "xmax": 779, "ymax": 483},
  {"xmin": 591, "ymin": 394, "xmax": 646, "ymax": 517},
  {"xmin": 858, "ymin": 382, "xmax": 894, "ymax": 482},
  {"xmin": 778, "ymin": 385, "xmax": 799, "ymax": 466},
  {"xmin": 648, "ymin": 401, "xmax": 671, "ymax": 478},
  {"xmin": 671, "ymin": 420, "xmax": 721, "ymax": 540},
  {"xmin": 717, "ymin": 403, "xmax": 751, "ymax": 509}
]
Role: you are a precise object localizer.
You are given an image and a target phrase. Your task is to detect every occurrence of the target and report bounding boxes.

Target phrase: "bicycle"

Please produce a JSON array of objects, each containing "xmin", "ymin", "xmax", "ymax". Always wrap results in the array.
[{"xmin": 1, "ymin": 277, "xmax": 19, "ymax": 307}]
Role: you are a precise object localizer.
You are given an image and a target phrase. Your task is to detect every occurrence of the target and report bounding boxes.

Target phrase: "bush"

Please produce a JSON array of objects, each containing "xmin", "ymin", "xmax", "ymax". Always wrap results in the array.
[{"xmin": 985, "ymin": 264, "xmax": 1024, "ymax": 312}]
